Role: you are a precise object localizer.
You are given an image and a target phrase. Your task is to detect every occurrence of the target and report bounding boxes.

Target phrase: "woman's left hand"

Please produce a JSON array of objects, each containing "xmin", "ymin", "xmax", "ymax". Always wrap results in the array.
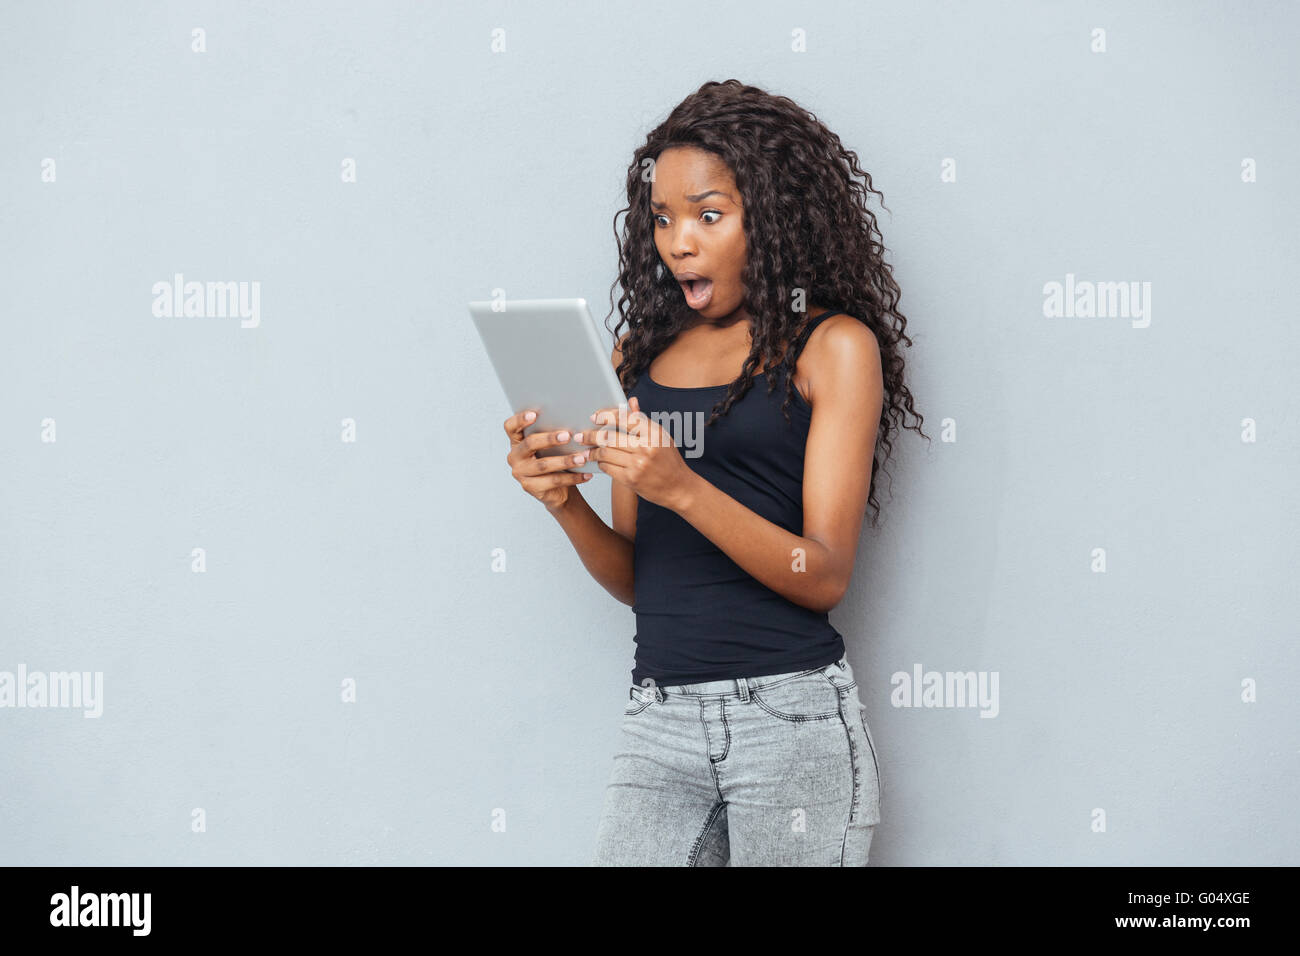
[{"xmin": 576, "ymin": 396, "xmax": 697, "ymax": 511}]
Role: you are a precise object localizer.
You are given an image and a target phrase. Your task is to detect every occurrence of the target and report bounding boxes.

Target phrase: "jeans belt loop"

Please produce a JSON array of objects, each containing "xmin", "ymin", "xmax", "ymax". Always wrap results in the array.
[{"xmin": 737, "ymin": 678, "xmax": 751, "ymax": 702}]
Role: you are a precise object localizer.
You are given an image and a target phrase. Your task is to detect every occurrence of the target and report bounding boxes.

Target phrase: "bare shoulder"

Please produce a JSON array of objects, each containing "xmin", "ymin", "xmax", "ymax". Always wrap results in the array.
[
  {"xmin": 800, "ymin": 313, "xmax": 883, "ymax": 406},
  {"xmin": 612, "ymin": 330, "xmax": 630, "ymax": 369}
]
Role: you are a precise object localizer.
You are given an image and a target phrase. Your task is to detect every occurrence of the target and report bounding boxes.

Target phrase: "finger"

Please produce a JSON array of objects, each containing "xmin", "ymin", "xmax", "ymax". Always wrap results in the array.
[
  {"xmin": 529, "ymin": 449, "xmax": 592, "ymax": 476},
  {"xmin": 632, "ymin": 411, "xmax": 673, "ymax": 448},
  {"xmin": 625, "ymin": 405, "xmax": 651, "ymax": 440},
  {"xmin": 526, "ymin": 470, "xmax": 593, "ymax": 495},
  {"xmin": 591, "ymin": 406, "xmax": 644, "ymax": 442},
  {"xmin": 587, "ymin": 443, "xmax": 636, "ymax": 468},
  {"xmin": 624, "ymin": 408, "xmax": 652, "ymax": 444},
  {"xmin": 585, "ymin": 425, "xmax": 640, "ymax": 452},
  {"xmin": 589, "ymin": 401, "xmax": 631, "ymax": 429},
  {"xmin": 524, "ymin": 428, "xmax": 576, "ymax": 454},
  {"xmin": 505, "ymin": 408, "xmax": 539, "ymax": 441},
  {"xmin": 508, "ymin": 426, "xmax": 570, "ymax": 467},
  {"xmin": 593, "ymin": 456, "xmax": 634, "ymax": 483}
]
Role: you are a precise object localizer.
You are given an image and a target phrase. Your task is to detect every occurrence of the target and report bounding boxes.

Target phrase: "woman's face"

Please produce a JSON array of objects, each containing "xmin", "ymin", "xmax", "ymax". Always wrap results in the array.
[{"xmin": 651, "ymin": 146, "xmax": 748, "ymax": 322}]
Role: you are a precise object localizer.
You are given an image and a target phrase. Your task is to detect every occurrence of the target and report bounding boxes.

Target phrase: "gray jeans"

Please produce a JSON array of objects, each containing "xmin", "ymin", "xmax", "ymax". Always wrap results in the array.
[{"xmin": 593, "ymin": 655, "xmax": 882, "ymax": 866}]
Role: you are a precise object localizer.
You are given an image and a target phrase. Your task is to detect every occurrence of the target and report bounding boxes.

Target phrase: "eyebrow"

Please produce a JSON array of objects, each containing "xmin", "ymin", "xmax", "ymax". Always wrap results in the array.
[{"xmin": 650, "ymin": 190, "xmax": 730, "ymax": 209}]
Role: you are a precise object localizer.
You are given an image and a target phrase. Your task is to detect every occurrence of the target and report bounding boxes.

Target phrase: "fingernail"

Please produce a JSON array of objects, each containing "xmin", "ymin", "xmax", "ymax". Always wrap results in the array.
[
  {"xmin": 573, "ymin": 454, "xmax": 586, "ymax": 464},
  {"xmin": 572, "ymin": 432, "xmax": 583, "ymax": 442},
  {"xmin": 557, "ymin": 431, "xmax": 569, "ymax": 441},
  {"xmin": 525, "ymin": 411, "xmax": 536, "ymax": 421}
]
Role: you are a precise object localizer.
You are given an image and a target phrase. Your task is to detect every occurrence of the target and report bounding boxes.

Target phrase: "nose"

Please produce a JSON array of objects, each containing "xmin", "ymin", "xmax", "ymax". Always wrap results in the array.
[{"xmin": 669, "ymin": 222, "xmax": 699, "ymax": 259}]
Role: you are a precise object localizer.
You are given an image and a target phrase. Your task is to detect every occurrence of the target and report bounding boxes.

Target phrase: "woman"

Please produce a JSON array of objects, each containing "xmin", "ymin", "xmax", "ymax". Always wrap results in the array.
[{"xmin": 503, "ymin": 79, "xmax": 926, "ymax": 865}]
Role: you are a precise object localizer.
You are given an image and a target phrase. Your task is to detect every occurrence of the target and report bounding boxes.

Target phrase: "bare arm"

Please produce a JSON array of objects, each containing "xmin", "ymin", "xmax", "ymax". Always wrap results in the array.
[
  {"xmin": 665, "ymin": 317, "xmax": 882, "ymax": 613},
  {"xmin": 547, "ymin": 491, "xmax": 635, "ymax": 606}
]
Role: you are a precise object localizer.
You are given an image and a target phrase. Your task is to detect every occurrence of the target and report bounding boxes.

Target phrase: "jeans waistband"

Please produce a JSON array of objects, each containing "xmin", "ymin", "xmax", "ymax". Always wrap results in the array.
[{"xmin": 633, "ymin": 656, "xmax": 847, "ymax": 703}]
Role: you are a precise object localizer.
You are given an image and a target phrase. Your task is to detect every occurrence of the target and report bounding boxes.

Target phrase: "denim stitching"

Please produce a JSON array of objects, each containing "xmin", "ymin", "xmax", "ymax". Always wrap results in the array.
[
  {"xmin": 748, "ymin": 664, "xmax": 836, "ymax": 692},
  {"xmin": 695, "ymin": 698, "xmax": 730, "ymax": 764},
  {"xmin": 749, "ymin": 670, "xmax": 840, "ymax": 722},
  {"xmin": 832, "ymin": 686, "xmax": 862, "ymax": 866},
  {"xmin": 750, "ymin": 694, "xmax": 839, "ymax": 722},
  {"xmin": 823, "ymin": 671, "xmax": 877, "ymax": 805},
  {"xmin": 717, "ymin": 697, "xmax": 731, "ymax": 762},
  {"xmin": 860, "ymin": 708, "xmax": 882, "ymax": 797},
  {"xmin": 821, "ymin": 674, "xmax": 858, "ymax": 693},
  {"xmin": 697, "ymin": 701, "xmax": 727, "ymax": 801},
  {"xmin": 688, "ymin": 801, "xmax": 726, "ymax": 867}
]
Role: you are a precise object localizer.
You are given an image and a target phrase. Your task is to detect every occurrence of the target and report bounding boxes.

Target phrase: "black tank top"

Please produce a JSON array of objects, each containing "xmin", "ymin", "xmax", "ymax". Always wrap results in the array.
[{"xmin": 625, "ymin": 310, "xmax": 848, "ymax": 686}]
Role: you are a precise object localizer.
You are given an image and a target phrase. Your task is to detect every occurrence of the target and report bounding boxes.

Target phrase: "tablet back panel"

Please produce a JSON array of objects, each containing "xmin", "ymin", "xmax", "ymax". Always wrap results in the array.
[{"xmin": 469, "ymin": 297, "xmax": 627, "ymax": 474}]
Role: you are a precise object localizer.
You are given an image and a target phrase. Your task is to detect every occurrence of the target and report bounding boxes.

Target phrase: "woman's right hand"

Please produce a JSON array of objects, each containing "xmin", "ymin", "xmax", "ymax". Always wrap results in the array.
[{"xmin": 504, "ymin": 408, "xmax": 592, "ymax": 511}]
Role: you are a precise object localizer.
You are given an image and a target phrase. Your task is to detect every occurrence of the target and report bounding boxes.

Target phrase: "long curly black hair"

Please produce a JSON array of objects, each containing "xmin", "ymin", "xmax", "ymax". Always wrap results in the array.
[{"xmin": 604, "ymin": 79, "xmax": 927, "ymax": 526}]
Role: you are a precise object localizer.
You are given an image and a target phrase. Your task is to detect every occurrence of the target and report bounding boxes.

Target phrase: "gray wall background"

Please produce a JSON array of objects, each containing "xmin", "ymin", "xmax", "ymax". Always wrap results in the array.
[{"xmin": 2, "ymin": 0, "xmax": 1296, "ymax": 865}]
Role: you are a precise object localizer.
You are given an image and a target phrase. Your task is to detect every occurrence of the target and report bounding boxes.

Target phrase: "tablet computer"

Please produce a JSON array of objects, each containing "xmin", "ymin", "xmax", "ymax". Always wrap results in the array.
[{"xmin": 469, "ymin": 297, "xmax": 628, "ymax": 474}]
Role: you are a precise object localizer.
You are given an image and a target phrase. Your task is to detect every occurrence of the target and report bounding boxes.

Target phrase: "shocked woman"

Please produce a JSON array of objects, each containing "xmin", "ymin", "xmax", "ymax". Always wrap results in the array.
[{"xmin": 503, "ymin": 79, "xmax": 926, "ymax": 865}]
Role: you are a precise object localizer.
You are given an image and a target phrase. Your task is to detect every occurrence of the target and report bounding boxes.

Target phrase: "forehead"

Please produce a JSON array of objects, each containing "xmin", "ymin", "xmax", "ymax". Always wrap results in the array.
[{"xmin": 651, "ymin": 147, "xmax": 737, "ymax": 200}]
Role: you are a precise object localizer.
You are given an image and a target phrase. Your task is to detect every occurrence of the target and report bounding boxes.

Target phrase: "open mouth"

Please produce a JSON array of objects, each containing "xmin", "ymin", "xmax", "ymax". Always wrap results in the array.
[{"xmin": 680, "ymin": 277, "xmax": 714, "ymax": 309}]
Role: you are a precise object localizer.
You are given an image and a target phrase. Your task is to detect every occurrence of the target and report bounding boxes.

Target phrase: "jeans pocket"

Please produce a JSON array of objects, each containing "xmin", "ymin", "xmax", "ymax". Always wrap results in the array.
[
  {"xmin": 749, "ymin": 668, "xmax": 841, "ymax": 722},
  {"xmin": 820, "ymin": 657, "xmax": 856, "ymax": 692},
  {"xmin": 624, "ymin": 685, "xmax": 655, "ymax": 716}
]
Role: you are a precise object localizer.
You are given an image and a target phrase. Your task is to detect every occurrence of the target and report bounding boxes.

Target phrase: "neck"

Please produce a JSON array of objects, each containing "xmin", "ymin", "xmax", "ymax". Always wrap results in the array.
[{"xmin": 687, "ymin": 304, "xmax": 752, "ymax": 333}]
